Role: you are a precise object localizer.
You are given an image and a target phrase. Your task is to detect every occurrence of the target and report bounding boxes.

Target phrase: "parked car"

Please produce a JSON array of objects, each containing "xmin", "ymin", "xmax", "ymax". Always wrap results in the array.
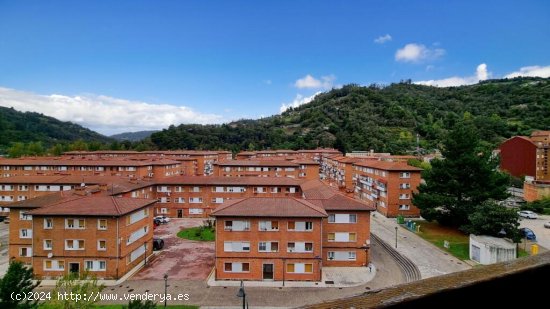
[
  {"xmin": 153, "ymin": 238, "xmax": 165, "ymax": 250},
  {"xmin": 544, "ymin": 222, "xmax": 550, "ymax": 229},
  {"xmin": 518, "ymin": 210, "xmax": 538, "ymax": 219},
  {"xmin": 519, "ymin": 227, "xmax": 537, "ymax": 241},
  {"xmin": 154, "ymin": 216, "xmax": 170, "ymax": 224}
]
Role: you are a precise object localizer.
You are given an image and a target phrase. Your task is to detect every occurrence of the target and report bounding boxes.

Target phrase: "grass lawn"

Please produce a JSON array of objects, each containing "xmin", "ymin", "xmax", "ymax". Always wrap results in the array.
[
  {"xmin": 413, "ymin": 220, "xmax": 470, "ymax": 260},
  {"xmin": 94, "ymin": 304, "xmax": 199, "ymax": 309},
  {"xmin": 177, "ymin": 226, "xmax": 215, "ymax": 241}
]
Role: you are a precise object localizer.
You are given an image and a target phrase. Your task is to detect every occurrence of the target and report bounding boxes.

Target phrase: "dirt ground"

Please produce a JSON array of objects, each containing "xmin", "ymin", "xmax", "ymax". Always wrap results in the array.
[{"xmin": 130, "ymin": 218, "xmax": 215, "ymax": 280}]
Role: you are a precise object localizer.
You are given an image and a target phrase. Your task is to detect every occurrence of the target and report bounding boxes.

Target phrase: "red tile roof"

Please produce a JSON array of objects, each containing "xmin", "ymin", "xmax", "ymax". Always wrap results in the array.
[
  {"xmin": 214, "ymin": 160, "xmax": 299, "ymax": 167},
  {"xmin": 353, "ymin": 160, "xmax": 422, "ymax": 171},
  {"xmin": 300, "ymin": 180, "xmax": 375, "ymax": 211},
  {"xmin": 155, "ymin": 176, "xmax": 303, "ymax": 186},
  {"xmin": 0, "ymin": 157, "xmax": 179, "ymax": 166},
  {"xmin": 211, "ymin": 197, "xmax": 327, "ymax": 218},
  {"xmin": 28, "ymin": 195, "xmax": 155, "ymax": 216}
]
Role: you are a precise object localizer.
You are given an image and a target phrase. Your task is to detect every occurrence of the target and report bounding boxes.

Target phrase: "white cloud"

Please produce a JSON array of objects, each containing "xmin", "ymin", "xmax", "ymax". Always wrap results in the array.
[
  {"xmin": 294, "ymin": 74, "xmax": 335, "ymax": 89},
  {"xmin": 395, "ymin": 43, "xmax": 445, "ymax": 63},
  {"xmin": 415, "ymin": 63, "xmax": 490, "ymax": 87},
  {"xmin": 279, "ymin": 92, "xmax": 321, "ymax": 113},
  {"xmin": 0, "ymin": 87, "xmax": 224, "ymax": 135},
  {"xmin": 374, "ymin": 34, "xmax": 392, "ymax": 44},
  {"xmin": 504, "ymin": 65, "xmax": 550, "ymax": 78}
]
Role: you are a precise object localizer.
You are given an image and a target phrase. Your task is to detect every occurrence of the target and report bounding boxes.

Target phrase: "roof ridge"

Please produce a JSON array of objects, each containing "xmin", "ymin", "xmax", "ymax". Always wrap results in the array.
[
  {"xmin": 111, "ymin": 196, "xmax": 122, "ymax": 215},
  {"xmin": 291, "ymin": 197, "xmax": 328, "ymax": 216}
]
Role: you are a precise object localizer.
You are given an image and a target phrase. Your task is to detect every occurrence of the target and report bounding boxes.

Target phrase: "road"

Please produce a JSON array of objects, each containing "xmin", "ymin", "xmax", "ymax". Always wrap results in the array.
[
  {"xmin": 370, "ymin": 214, "xmax": 470, "ymax": 279},
  {"xmin": 519, "ymin": 214, "xmax": 550, "ymax": 250}
]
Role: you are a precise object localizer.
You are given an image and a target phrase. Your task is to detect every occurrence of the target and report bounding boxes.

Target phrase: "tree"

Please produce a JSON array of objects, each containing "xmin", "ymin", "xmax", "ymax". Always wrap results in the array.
[
  {"xmin": 0, "ymin": 260, "xmax": 40, "ymax": 309},
  {"xmin": 413, "ymin": 122, "xmax": 509, "ymax": 229},
  {"xmin": 522, "ymin": 198, "xmax": 550, "ymax": 214},
  {"xmin": 464, "ymin": 201, "xmax": 521, "ymax": 241},
  {"xmin": 43, "ymin": 272, "xmax": 104, "ymax": 309},
  {"xmin": 125, "ymin": 299, "xmax": 157, "ymax": 309}
]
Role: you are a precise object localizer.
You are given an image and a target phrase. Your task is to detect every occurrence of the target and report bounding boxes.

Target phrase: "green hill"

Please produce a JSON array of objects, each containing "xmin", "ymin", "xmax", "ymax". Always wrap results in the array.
[
  {"xmin": 0, "ymin": 106, "xmax": 112, "ymax": 151},
  {"xmin": 110, "ymin": 130, "xmax": 159, "ymax": 142},
  {"xmin": 150, "ymin": 77, "xmax": 550, "ymax": 153}
]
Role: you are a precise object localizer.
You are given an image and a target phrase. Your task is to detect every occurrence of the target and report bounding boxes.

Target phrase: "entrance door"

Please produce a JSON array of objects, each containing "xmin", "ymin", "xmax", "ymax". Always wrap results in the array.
[
  {"xmin": 177, "ymin": 209, "xmax": 183, "ymax": 218},
  {"xmin": 69, "ymin": 262, "xmax": 80, "ymax": 274},
  {"xmin": 263, "ymin": 263, "xmax": 274, "ymax": 280}
]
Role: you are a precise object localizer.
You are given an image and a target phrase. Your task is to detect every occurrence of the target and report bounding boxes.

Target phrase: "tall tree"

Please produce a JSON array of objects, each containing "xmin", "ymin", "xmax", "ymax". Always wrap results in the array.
[
  {"xmin": 413, "ymin": 122, "xmax": 509, "ymax": 229},
  {"xmin": 465, "ymin": 201, "xmax": 520, "ymax": 241},
  {"xmin": 0, "ymin": 260, "xmax": 40, "ymax": 309}
]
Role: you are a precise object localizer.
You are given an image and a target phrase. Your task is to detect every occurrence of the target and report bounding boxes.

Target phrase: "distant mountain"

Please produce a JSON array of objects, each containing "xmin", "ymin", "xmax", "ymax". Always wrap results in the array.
[
  {"xmin": 150, "ymin": 77, "xmax": 550, "ymax": 153},
  {"xmin": 110, "ymin": 130, "xmax": 158, "ymax": 142},
  {"xmin": 0, "ymin": 106, "xmax": 112, "ymax": 149}
]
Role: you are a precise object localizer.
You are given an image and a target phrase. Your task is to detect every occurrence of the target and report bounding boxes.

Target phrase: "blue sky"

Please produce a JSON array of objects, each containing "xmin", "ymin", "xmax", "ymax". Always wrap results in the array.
[{"xmin": 0, "ymin": 0, "xmax": 549, "ymax": 134}]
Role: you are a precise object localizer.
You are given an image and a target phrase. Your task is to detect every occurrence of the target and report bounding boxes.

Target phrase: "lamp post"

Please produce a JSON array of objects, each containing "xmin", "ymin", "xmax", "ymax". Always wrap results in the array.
[
  {"xmin": 163, "ymin": 273, "xmax": 168, "ymax": 308},
  {"xmin": 236, "ymin": 280, "xmax": 246, "ymax": 309},
  {"xmin": 395, "ymin": 226, "xmax": 398, "ymax": 248}
]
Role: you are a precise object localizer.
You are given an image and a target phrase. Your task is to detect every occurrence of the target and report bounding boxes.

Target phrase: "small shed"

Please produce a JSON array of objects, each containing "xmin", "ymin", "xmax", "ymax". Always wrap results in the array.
[{"xmin": 469, "ymin": 234, "xmax": 516, "ymax": 265}]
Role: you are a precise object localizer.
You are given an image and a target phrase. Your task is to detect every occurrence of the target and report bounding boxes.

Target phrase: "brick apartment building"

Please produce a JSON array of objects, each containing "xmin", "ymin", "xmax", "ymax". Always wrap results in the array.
[
  {"xmin": 235, "ymin": 148, "xmax": 342, "ymax": 162},
  {"xmin": 63, "ymin": 150, "xmax": 232, "ymax": 176},
  {"xmin": 0, "ymin": 157, "xmax": 182, "ymax": 179},
  {"xmin": 213, "ymin": 160, "xmax": 319, "ymax": 180},
  {"xmin": 8, "ymin": 188, "xmax": 155, "ymax": 280},
  {"xmin": 499, "ymin": 131, "xmax": 550, "ymax": 201},
  {"xmin": 211, "ymin": 181, "xmax": 375, "ymax": 282},
  {"xmin": 320, "ymin": 155, "xmax": 362, "ymax": 191},
  {"xmin": 121, "ymin": 176, "xmax": 303, "ymax": 218},
  {"xmin": 353, "ymin": 161, "xmax": 422, "ymax": 217},
  {"xmin": 211, "ymin": 197, "xmax": 326, "ymax": 282}
]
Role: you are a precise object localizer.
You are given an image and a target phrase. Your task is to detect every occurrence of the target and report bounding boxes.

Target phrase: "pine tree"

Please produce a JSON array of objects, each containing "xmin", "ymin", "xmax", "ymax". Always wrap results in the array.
[
  {"xmin": 412, "ymin": 122, "xmax": 509, "ymax": 229},
  {"xmin": 0, "ymin": 260, "xmax": 40, "ymax": 309}
]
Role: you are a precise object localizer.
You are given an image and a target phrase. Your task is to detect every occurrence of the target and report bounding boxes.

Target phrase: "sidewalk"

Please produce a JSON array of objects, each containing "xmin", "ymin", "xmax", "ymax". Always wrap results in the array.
[
  {"xmin": 207, "ymin": 266, "xmax": 377, "ymax": 288},
  {"xmin": 371, "ymin": 213, "xmax": 470, "ymax": 279}
]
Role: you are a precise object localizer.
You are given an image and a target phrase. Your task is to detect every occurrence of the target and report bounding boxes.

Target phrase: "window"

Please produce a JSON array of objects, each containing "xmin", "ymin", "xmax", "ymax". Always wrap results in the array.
[
  {"xmin": 328, "ymin": 232, "xmax": 356, "ymax": 242},
  {"xmin": 223, "ymin": 242, "xmax": 250, "ymax": 252},
  {"xmin": 189, "ymin": 197, "xmax": 203, "ymax": 204},
  {"xmin": 287, "ymin": 242, "xmax": 313, "ymax": 253},
  {"xmin": 328, "ymin": 251, "xmax": 357, "ymax": 261},
  {"xmin": 19, "ymin": 211, "xmax": 32, "ymax": 221},
  {"xmin": 400, "ymin": 172, "xmax": 411, "ymax": 178},
  {"xmin": 159, "ymin": 208, "xmax": 168, "ymax": 214},
  {"xmin": 44, "ymin": 240, "xmax": 53, "ymax": 250},
  {"xmin": 271, "ymin": 187, "xmax": 280, "ymax": 193},
  {"xmin": 127, "ymin": 226, "xmax": 148, "ymax": 245},
  {"xmin": 174, "ymin": 197, "xmax": 185, "ymax": 203},
  {"xmin": 98, "ymin": 240, "xmax": 107, "ymax": 251},
  {"xmin": 98, "ymin": 219, "xmax": 107, "ymax": 230},
  {"xmin": 128, "ymin": 246, "xmax": 146, "ymax": 263},
  {"xmin": 224, "ymin": 262, "xmax": 250, "ymax": 272},
  {"xmin": 174, "ymin": 186, "xmax": 183, "ymax": 192},
  {"xmin": 224, "ymin": 220, "xmax": 250, "ymax": 231},
  {"xmin": 19, "ymin": 247, "xmax": 32, "ymax": 257},
  {"xmin": 288, "ymin": 221, "xmax": 313, "ymax": 231},
  {"xmin": 259, "ymin": 221, "xmax": 279, "ymax": 231},
  {"xmin": 158, "ymin": 197, "xmax": 170, "ymax": 203},
  {"xmin": 189, "ymin": 208, "xmax": 204, "ymax": 215},
  {"xmin": 85, "ymin": 260, "xmax": 106, "ymax": 271},
  {"xmin": 258, "ymin": 242, "xmax": 279, "ymax": 252},
  {"xmin": 213, "ymin": 186, "xmax": 225, "ymax": 193},
  {"xmin": 65, "ymin": 219, "xmax": 85, "ymax": 229},
  {"xmin": 399, "ymin": 194, "xmax": 410, "ymax": 200},
  {"xmin": 400, "ymin": 183, "xmax": 411, "ymax": 189},
  {"xmin": 65, "ymin": 240, "xmax": 85, "ymax": 250},
  {"xmin": 286, "ymin": 263, "xmax": 312, "ymax": 273},
  {"xmin": 44, "ymin": 260, "xmax": 65, "ymax": 271},
  {"xmin": 328, "ymin": 214, "xmax": 357, "ymax": 223},
  {"xmin": 212, "ymin": 197, "xmax": 224, "ymax": 204},
  {"xmin": 20, "ymin": 229, "xmax": 32, "ymax": 238},
  {"xmin": 191, "ymin": 186, "xmax": 201, "ymax": 192},
  {"xmin": 399, "ymin": 204, "xmax": 410, "ymax": 210},
  {"xmin": 18, "ymin": 185, "xmax": 28, "ymax": 191}
]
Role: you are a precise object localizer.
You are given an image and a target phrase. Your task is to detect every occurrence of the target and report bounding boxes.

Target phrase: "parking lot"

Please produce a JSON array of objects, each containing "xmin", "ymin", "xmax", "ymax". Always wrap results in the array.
[
  {"xmin": 130, "ymin": 218, "xmax": 215, "ymax": 281},
  {"xmin": 519, "ymin": 214, "xmax": 550, "ymax": 250}
]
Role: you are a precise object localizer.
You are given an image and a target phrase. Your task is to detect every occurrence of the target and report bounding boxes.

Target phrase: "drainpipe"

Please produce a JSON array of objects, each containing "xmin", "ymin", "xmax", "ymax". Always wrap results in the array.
[{"xmin": 116, "ymin": 218, "xmax": 119, "ymax": 279}]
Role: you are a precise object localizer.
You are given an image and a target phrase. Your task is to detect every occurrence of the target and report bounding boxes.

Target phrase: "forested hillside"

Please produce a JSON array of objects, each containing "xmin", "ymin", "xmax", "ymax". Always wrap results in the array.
[
  {"xmin": 150, "ymin": 77, "xmax": 550, "ymax": 153},
  {"xmin": 0, "ymin": 106, "xmax": 112, "ymax": 153}
]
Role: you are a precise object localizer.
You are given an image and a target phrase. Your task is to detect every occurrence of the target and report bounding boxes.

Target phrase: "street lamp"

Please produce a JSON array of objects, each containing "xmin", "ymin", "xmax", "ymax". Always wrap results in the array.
[
  {"xmin": 395, "ymin": 226, "xmax": 398, "ymax": 248},
  {"xmin": 163, "ymin": 273, "xmax": 168, "ymax": 308},
  {"xmin": 236, "ymin": 280, "xmax": 246, "ymax": 309}
]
